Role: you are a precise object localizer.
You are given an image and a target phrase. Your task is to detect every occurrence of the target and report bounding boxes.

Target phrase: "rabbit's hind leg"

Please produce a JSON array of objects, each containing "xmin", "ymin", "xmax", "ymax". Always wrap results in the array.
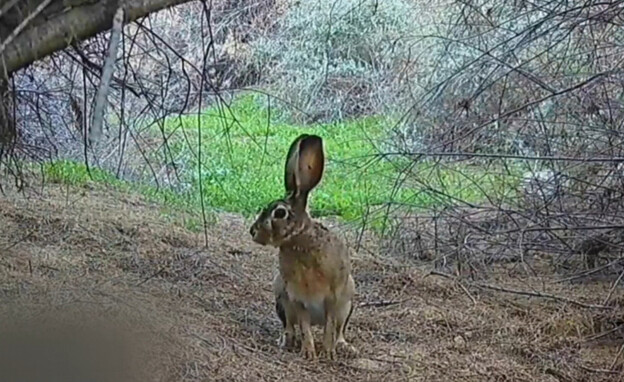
[
  {"xmin": 334, "ymin": 300, "xmax": 358, "ymax": 357},
  {"xmin": 274, "ymin": 274, "xmax": 299, "ymax": 349}
]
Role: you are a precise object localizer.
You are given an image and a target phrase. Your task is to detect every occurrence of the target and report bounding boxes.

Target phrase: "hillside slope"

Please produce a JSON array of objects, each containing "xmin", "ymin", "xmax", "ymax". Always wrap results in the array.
[{"xmin": 0, "ymin": 180, "xmax": 620, "ymax": 381}]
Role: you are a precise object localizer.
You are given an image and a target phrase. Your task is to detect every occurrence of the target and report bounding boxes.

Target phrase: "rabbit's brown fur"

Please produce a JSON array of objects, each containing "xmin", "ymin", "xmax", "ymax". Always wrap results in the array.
[{"xmin": 250, "ymin": 135, "xmax": 357, "ymax": 360}]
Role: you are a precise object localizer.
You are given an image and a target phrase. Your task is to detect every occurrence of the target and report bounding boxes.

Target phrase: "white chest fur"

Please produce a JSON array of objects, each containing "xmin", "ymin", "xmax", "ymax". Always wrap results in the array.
[{"xmin": 285, "ymin": 283, "xmax": 326, "ymax": 326}]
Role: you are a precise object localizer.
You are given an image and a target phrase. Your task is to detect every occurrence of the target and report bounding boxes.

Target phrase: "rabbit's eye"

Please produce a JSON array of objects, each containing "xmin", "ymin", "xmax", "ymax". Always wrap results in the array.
[{"xmin": 272, "ymin": 207, "xmax": 288, "ymax": 219}]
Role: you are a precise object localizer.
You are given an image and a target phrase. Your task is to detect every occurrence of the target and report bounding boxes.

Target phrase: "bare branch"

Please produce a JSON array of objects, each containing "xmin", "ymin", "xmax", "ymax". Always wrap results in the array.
[{"xmin": 0, "ymin": 0, "xmax": 196, "ymax": 78}]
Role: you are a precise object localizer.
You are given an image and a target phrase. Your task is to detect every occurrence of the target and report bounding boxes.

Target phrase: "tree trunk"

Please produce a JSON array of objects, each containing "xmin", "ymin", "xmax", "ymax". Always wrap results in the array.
[{"xmin": 0, "ymin": 79, "xmax": 15, "ymax": 151}]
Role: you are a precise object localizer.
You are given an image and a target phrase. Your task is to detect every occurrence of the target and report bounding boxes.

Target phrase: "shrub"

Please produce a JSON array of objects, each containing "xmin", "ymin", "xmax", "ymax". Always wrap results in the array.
[{"xmin": 251, "ymin": 0, "xmax": 435, "ymax": 123}]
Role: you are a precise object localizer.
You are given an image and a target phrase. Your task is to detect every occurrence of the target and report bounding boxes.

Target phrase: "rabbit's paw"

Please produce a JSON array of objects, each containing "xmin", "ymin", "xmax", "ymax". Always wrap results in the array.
[
  {"xmin": 319, "ymin": 348, "xmax": 337, "ymax": 361},
  {"xmin": 277, "ymin": 332, "xmax": 297, "ymax": 349},
  {"xmin": 336, "ymin": 339, "xmax": 358, "ymax": 358},
  {"xmin": 300, "ymin": 342, "xmax": 317, "ymax": 360}
]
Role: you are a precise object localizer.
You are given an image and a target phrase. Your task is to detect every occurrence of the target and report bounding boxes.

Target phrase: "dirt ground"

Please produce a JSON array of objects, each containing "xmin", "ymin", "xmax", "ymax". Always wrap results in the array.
[{"xmin": 0, "ymin": 179, "xmax": 622, "ymax": 382}]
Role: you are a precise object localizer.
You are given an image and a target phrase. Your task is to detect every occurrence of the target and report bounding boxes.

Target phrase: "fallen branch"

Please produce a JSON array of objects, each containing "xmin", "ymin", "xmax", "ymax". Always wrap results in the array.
[
  {"xmin": 603, "ymin": 269, "xmax": 624, "ymax": 305},
  {"xmin": 496, "ymin": 224, "xmax": 624, "ymax": 235},
  {"xmin": 578, "ymin": 365, "xmax": 620, "ymax": 375},
  {"xmin": 555, "ymin": 257, "xmax": 624, "ymax": 284},
  {"xmin": 610, "ymin": 343, "xmax": 624, "ymax": 371},
  {"xmin": 585, "ymin": 324, "xmax": 623, "ymax": 342},
  {"xmin": 428, "ymin": 271, "xmax": 613, "ymax": 310}
]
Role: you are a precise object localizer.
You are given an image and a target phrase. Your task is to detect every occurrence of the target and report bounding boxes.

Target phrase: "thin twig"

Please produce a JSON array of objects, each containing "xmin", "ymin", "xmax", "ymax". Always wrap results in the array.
[
  {"xmin": 359, "ymin": 299, "xmax": 408, "ymax": 308},
  {"xmin": 1, "ymin": 229, "xmax": 36, "ymax": 251},
  {"xmin": 603, "ymin": 269, "xmax": 624, "ymax": 305},
  {"xmin": 457, "ymin": 281, "xmax": 478, "ymax": 305},
  {"xmin": 610, "ymin": 343, "xmax": 624, "ymax": 371},
  {"xmin": 136, "ymin": 267, "xmax": 166, "ymax": 286},
  {"xmin": 379, "ymin": 151, "xmax": 624, "ymax": 163}
]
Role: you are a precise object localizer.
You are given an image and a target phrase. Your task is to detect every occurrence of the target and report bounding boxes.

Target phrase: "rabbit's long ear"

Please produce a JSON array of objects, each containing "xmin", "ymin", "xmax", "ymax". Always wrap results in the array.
[{"xmin": 284, "ymin": 134, "xmax": 324, "ymax": 203}]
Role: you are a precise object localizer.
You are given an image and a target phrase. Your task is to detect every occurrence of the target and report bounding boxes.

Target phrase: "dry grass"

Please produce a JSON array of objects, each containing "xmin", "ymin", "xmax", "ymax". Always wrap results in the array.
[{"xmin": 0, "ymin": 180, "xmax": 622, "ymax": 381}]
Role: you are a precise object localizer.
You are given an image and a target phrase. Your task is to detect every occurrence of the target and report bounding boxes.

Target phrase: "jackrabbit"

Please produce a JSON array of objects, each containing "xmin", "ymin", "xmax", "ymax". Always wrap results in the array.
[{"xmin": 249, "ymin": 134, "xmax": 356, "ymax": 360}]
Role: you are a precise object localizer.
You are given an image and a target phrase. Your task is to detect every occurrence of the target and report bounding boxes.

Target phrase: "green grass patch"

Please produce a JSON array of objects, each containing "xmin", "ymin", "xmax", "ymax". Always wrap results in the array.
[
  {"xmin": 40, "ymin": 94, "xmax": 520, "ymax": 230},
  {"xmin": 158, "ymin": 94, "xmax": 519, "ymax": 226},
  {"xmin": 40, "ymin": 160, "xmax": 214, "ymax": 232},
  {"xmin": 44, "ymin": 160, "xmax": 121, "ymax": 186}
]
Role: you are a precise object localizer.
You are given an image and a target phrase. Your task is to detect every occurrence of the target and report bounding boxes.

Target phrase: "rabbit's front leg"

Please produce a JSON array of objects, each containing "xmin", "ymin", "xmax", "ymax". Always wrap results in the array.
[
  {"xmin": 321, "ymin": 300, "xmax": 337, "ymax": 360},
  {"xmin": 297, "ymin": 307, "xmax": 316, "ymax": 360},
  {"xmin": 276, "ymin": 297, "xmax": 299, "ymax": 349},
  {"xmin": 279, "ymin": 309, "xmax": 298, "ymax": 349}
]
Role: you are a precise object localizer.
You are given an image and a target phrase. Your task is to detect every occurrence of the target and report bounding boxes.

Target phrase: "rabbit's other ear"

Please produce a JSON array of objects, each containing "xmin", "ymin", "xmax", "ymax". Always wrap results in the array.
[{"xmin": 284, "ymin": 134, "xmax": 325, "ymax": 199}]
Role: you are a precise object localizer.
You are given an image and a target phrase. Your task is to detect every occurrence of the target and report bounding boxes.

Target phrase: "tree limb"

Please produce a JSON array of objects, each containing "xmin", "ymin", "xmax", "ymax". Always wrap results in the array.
[{"xmin": 0, "ymin": 0, "xmax": 195, "ymax": 78}]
